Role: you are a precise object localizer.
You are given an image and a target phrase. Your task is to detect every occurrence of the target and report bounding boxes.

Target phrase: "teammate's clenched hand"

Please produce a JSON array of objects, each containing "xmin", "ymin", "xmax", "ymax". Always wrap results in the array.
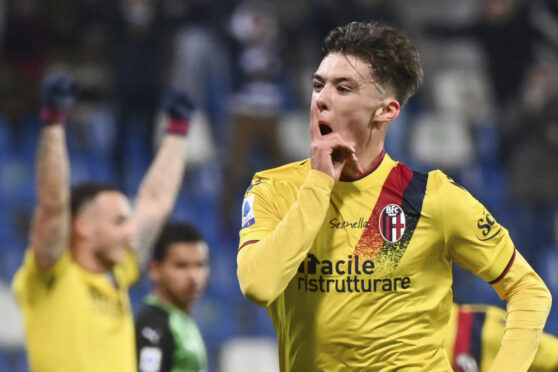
[
  {"xmin": 310, "ymin": 105, "xmax": 362, "ymax": 182},
  {"xmin": 40, "ymin": 74, "xmax": 77, "ymax": 125},
  {"xmin": 162, "ymin": 89, "xmax": 196, "ymax": 136}
]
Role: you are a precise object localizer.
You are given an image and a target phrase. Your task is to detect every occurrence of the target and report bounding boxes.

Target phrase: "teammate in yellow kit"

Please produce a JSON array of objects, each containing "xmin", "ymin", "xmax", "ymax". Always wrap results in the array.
[
  {"xmin": 237, "ymin": 21, "xmax": 552, "ymax": 371},
  {"xmin": 12, "ymin": 75, "xmax": 195, "ymax": 372},
  {"xmin": 447, "ymin": 303, "xmax": 558, "ymax": 372}
]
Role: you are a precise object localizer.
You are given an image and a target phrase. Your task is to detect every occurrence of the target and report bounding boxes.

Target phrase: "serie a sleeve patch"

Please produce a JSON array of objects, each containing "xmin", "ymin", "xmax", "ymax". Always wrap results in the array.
[{"xmin": 241, "ymin": 194, "xmax": 256, "ymax": 229}]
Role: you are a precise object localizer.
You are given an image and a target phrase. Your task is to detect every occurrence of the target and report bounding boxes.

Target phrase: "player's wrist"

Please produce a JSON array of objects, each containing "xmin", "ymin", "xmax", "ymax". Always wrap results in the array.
[
  {"xmin": 40, "ymin": 106, "xmax": 67, "ymax": 126},
  {"xmin": 166, "ymin": 118, "xmax": 190, "ymax": 136},
  {"xmin": 40, "ymin": 74, "xmax": 76, "ymax": 126}
]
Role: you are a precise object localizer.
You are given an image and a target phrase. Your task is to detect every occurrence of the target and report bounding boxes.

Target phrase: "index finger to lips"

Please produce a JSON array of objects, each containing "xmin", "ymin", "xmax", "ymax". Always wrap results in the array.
[{"xmin": 310, "ymin": 104, "xmax": 321, "ymax": 140}]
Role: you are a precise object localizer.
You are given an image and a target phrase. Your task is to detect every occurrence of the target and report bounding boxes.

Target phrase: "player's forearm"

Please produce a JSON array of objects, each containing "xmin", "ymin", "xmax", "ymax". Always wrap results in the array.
[
  {"xmin": 30, "ymin": 126, "xmax": 70, "ymax": 267},
  {"xmin": 132, "ymin": 134, "xmax": 187, "ymax": 265},
  {"xmin": 237, "ymin": 170, "xmax": 333, "ymax": 307},
  {"xmin": 137, "ymin": 134, "xmax": 186, "ymax": 214},
  {"xmin": 36, "ymin": 126, "xmax": 70, "ymax": 212},
  {"xmin": 489, "ymin": 252, "xmax": 552, "ymax": 372}
]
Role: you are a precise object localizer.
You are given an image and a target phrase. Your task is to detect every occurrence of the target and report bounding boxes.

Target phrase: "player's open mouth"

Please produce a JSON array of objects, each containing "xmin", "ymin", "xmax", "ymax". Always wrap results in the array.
[{"xmin": 319, "ymin": 124, "xmax": 333, "ymax": 135}]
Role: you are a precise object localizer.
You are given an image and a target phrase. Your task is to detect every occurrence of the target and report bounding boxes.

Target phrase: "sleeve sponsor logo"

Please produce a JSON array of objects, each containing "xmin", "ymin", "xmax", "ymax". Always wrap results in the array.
[
  {"xmin": 139, "ymin": 346, "xmax": 162, "ymax": 372},
  {"xmin": 475, "ymin": 210, "xmax": 502, "ymax": 241},
  {"xmin": 241, "ymin": 194, "xmax": 255, "ymax": 229}
]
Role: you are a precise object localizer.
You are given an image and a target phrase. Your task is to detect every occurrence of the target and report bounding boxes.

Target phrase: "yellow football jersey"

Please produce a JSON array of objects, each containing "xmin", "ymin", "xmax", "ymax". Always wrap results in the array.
[
  {"xmin": 446, "ymin": 303, "xmax": 558, "ymax": 372},
  {"xmin": 13, "ymin": 249, "xmax": 139, "ymax": 372},
  {"xmin": 238, "ymin": 153, "xmax": 515, "ymax": 371}
]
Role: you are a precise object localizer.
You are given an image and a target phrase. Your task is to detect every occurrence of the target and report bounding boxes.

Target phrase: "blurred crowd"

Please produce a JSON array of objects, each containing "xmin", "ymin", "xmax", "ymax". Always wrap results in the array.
[{"xmin": 1, "ymin": 0, "xmax": 558, "ymax": 371}]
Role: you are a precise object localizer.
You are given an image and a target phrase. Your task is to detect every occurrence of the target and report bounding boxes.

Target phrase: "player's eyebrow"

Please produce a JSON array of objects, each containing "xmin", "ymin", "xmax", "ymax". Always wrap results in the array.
[{"xmin": 312, "ymin": 74, "xmax": 358, "ymax": 85}]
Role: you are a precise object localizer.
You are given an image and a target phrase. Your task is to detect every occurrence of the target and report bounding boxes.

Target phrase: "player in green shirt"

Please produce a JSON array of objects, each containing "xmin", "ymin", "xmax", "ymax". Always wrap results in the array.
[{"xmin": 136, "ymin": 223, "xmax": 210, "ymax": 372}]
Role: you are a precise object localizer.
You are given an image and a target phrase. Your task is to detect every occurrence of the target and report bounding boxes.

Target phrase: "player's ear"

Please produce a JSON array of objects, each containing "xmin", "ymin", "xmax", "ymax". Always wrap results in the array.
[
  {"xmin": 73, "ymin": 213, "xmax": 92, "ymax": 238},
  {"xmin": 374, "ymin": 98, "xmax": 400, "ymax": 123},
  {"xmin": 148, "ymin": 261, "xmax": 161, "ymax": 282}
]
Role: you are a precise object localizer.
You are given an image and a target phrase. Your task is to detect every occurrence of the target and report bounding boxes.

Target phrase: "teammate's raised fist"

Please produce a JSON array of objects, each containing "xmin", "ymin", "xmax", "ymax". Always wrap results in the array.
[
  {"xmin": 40, "ymin": 74, "xmax": 77, "ymax": 125},
  {"xmin": 162, "ymin": 89, "xmax": 196, "ymax": 136}
]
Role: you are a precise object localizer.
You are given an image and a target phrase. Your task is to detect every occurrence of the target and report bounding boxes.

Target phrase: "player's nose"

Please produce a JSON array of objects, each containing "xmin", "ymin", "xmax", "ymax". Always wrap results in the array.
[{"xmin": 314, "ymin": 88, "xmax": 330, "ymax": 112}]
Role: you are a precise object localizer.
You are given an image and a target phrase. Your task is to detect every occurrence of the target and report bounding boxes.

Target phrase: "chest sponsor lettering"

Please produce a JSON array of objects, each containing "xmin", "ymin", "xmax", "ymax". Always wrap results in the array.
[{"xmin": 297, "ymin": 253, "xmax": 411, "ymax": 293}]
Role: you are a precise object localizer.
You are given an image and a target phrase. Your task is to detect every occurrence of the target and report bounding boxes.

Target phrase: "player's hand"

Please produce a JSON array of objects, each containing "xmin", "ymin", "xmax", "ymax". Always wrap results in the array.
[
  {"xmin": 310, "ymin": 105, "xmax": 362, "ymax": 182},
  {"xmin": 163, "ymin": 89, "xmax": 196, "ymax": 136},
  {"xmin": 40, "ymin": 74, "xmax": 77, "ymax": 124},
  {"xmin": 42, "ymin": 74, "xmax": 77, "ymax": 111}
]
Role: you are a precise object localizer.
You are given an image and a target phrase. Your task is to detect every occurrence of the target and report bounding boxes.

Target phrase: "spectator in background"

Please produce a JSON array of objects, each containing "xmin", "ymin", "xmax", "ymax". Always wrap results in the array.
[
  {"xmin": 12, "ymin": 75, "xmax": 194, "ymax": 372},
  {"xmin": 168, "ymin": 0, "xmax": 232, "ymax": 147},
  {"xmin": 220, "ymin": 0, "xmax": 290, "ymax": 231},
  {"xmin": 2, "ymin": 0, "xmax": 46, "ymax": 83},
  {"xmin": 502, "ymin": 62, "xmax": 558, "ymax": 269},
  {"xmin": 423, "ymin": 0, "xmax": 543, "ymax": 109},
  {"xmin": 136, "ymin": 222, "xmax": 210, "ymax": 372},
  {"xmin": 111, "ymin": 0, "xmax": 169, "ymax": 190},
  {"xmin": 1, "ymin": 0, "xmax": 45, "ymax": 141}
]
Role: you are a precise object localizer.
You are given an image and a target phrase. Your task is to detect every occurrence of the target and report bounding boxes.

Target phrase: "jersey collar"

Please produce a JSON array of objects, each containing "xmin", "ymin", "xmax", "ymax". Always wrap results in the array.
[{"xmin": 340, "ymin": 149, "xmax": 387, "ymax": 182}]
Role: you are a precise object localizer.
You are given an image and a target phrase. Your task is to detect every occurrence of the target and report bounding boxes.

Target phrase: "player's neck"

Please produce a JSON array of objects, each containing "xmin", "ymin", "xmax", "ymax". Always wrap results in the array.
[
  {"xmin": 152, "ymin": 288, "xmax": 192, "ymax": 314},
  {"xmin": 341, "ymin": 122, "xmax": 387, "ymax": 180}
]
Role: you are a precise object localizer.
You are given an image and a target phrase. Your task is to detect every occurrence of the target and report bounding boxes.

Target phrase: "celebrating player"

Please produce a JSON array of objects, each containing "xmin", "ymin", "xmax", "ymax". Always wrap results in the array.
[
  {"xmin": 12, "ymin": 75, "xmax": 195, "ymax": 372},
  {"xmin": 237, "ymin": 21, "xmax": 552, "ymax": 371}
]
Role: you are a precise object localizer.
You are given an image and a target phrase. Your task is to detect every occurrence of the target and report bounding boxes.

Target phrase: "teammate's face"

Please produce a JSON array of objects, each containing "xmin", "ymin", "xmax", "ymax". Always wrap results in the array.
[
  {"xmin": 312, "ymin": 53, "xmax": 393, "ymax": 150},
  {"xmin": 150, "ymin": 241, "xmax": 210, "ymax": 312},
  {"xmin": 88, "ymin": 191, "xmax": 133, "ymax": 268}
]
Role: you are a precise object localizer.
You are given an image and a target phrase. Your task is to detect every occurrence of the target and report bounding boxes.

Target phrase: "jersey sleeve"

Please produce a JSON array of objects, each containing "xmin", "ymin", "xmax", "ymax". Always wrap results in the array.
[
  {"xmin": 237, "ymin": 169, "xmax": 334, "ymax": 307},
  {"xmin": 488, "ymin": 251, "xmax": 551, "ymax": 371},
  {"xmin": 434, "ymin": 171, "xmax": 515, "ymax": 282},
  {"xmin": 239, "ymin": 174, "xmax": 286, "ymax": 249},
  {"xmin": 136, "ymin": 305, "xmax": 175, "ymax": 372},
  {"xmin": 12, "ymin": 249, "xmax": 71, "ymax": 309}
]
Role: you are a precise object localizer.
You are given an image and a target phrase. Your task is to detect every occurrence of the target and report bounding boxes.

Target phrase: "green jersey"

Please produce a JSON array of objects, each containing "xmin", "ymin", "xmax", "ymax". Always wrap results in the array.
[{"xmin": 136, "ymin": 295, "xmax": 207, "ymax": 372}]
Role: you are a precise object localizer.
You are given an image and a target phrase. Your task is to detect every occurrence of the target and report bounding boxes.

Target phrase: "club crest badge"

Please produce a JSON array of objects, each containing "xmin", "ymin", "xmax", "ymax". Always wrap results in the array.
[
  {"xmin": 241, "ymin": 194, "xmax": 255, "ymax": 229},
  {"xmin": 379, "ymin": 204, "xmax": 406, "ymax": 243}
]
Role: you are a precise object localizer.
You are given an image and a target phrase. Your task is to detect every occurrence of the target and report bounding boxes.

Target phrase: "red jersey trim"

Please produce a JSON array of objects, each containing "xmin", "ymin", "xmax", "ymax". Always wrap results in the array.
[
  {"xmin": 238, "ymin": 240, "xmax": 259, "ymax": 252},
  {"xmin": 353, "ymin": 162, "xmax": 414, "ymax": 260},
  {"xmin": 340, "ymin": 149, "xmax": 386, "ymax": 182},
  {"xmin": 489, "ymin": 249, "xmax": 517, "ymax": 284}
]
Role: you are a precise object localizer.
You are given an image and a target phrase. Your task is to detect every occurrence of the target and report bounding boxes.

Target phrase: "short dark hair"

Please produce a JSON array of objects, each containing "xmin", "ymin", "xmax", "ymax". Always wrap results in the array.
[
  {"xmin": 70, "ymin": 182, "xmax": 120, "ymax": 218},
  {"xmin": 322, "ymin": 21, "xmax": 423, "ymax": 106},
  {"xmin": 152, "ymin": 222, "xmax": 205, "ymax": 262}
]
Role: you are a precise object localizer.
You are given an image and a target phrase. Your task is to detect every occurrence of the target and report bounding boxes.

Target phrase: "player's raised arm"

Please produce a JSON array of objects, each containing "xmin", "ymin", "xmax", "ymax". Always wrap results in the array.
[
  {"xmin": 237, "ymin": 105, "xmax": 343, "ymax": 307},
  {"xmin": 29, "ymin": 75, "xmax": 76, "ymax": 270},
  {"xmin": 129, "ymin": 90, "xmax": 194, "ymax": 268}
]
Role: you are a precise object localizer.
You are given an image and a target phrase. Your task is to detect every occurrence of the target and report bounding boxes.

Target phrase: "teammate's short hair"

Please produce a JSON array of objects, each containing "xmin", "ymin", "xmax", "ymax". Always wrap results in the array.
[
  {"xmin": 322, "ymin": 21, "xmax": 423, "ymax": 106},
  {"xmin": 70, "ymin": 182, "xmax": 120, "ymax": 218},
  {"xmin": 152, "ymin": 222, "xmax": 205, "ymax": 262}
]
